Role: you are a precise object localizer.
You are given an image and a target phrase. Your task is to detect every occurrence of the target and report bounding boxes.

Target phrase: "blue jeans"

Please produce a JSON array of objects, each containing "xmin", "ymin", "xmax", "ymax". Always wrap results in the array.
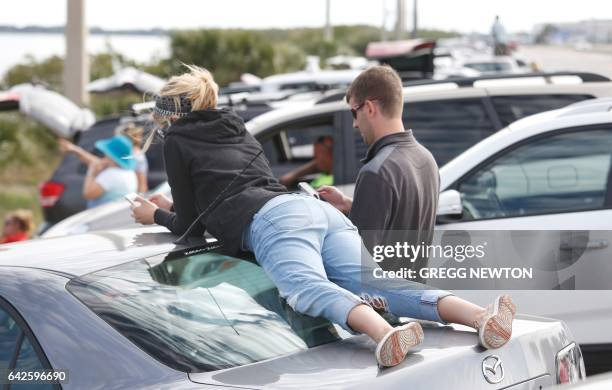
[{"xmin": 242, "ymin": 194, "xmax": 452, "ymax": 332}]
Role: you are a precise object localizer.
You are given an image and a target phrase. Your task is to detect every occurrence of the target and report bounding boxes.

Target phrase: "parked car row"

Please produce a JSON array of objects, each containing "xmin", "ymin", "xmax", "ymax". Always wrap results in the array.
[
  {"xmin": 0, "ymin": 226, "xmax": 587, "ymax": 389},
  {"xmin": 41, "ymin": 83, "xmax": 612, "ymax": 377},
  {"xmin": 13, "ymin": 71, "xmax": 597, "ymax": 232},
  {"xmin": 0, "ymin": 73, "xmax": 612, "ymax": 389}
]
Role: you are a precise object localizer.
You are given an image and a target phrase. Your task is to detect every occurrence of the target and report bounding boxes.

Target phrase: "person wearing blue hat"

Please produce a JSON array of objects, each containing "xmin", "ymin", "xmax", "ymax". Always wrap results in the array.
[{"xmin": 81, "ymin": 135, "xmax": 138, "ymax": 208}]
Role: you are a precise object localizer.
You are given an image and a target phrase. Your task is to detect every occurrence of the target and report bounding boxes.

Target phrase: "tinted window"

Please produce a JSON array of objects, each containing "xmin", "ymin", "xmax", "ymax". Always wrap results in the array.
[
  {"xmin": 67, "ymin": 250, "xmax": 341, "ymax": 373},
  {"xmin": 0, "ymin": 307, "xmax": 20, "ymax": 369},
  {"xmin": 458, "ymin": 128, "xmax": 612, "ymax": 220},
  {"xmin": 403, "ymin": 99, "xmax": 495, "ymax": 165},
  {"xmin": 14, "ymin": 337, "xmax": 54, "ymax": 390},
  {"xmin": 0, "ymin": 303, "xmax": 53, "ymax": 389},
  {"xmin": 492, "ymin": 95, "xmax": 593, "ymax": 127}
]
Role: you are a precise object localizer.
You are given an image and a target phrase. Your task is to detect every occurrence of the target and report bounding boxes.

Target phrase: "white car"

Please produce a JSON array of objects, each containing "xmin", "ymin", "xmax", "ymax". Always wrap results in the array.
[
  {"xmin": 431, "ymin": 98, "xmax": 612, "ymax": 375},
  {"xmin": 457, "ymin": 55, "xmax": 530, "ymax": 75}
]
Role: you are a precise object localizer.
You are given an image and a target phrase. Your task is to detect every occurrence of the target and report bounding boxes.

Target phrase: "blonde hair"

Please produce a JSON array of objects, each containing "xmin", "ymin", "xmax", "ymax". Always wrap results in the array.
[
  {"xmin": 159, "ymin": 64, "xmax": 218, "ymax": 112},
  {"xmin": 116, "ymin": 123, "xmax": 145, "ymax": 146},
  {"xmin": 144, "ymin": 65, "xmax": 219, "ymax": 152},
  {"xmin": 6, "ymin": 209, "xmax": 34, "ymax": 234}
]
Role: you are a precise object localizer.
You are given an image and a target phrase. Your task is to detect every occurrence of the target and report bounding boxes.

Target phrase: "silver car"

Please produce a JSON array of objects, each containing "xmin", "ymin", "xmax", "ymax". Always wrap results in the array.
[{"xmin": 1, "ymin": 227, "xmax": 585, "ymax": 389}]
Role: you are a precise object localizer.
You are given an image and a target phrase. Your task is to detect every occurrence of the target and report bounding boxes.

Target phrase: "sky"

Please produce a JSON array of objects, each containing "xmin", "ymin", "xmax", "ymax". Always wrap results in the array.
[{"xmin": 1, "ymin": 0, "xmax": 612, "ymax": 34}]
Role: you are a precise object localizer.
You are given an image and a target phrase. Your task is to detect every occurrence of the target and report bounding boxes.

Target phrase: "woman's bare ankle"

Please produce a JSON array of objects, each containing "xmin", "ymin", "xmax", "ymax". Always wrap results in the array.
[{"xmin": 347, "ymin": 304, "xmax": 393, "ymax": 343}]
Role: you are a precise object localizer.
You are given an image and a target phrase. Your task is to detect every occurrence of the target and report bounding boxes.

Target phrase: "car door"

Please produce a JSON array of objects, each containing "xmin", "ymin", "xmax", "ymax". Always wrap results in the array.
[{"xmin": 437, "ymin": 125, "xmax": 612, "ymax": 350}]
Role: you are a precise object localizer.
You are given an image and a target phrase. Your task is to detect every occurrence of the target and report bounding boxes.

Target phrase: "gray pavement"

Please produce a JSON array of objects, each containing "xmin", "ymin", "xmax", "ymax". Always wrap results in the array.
[{"xmin": 518, "ymin": 45, "xmax": 612, "ymax": 78}]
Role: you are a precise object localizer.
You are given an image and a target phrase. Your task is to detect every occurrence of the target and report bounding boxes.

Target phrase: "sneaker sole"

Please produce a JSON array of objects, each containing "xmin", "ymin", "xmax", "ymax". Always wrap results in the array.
[
  {"xmin": 479, "ymin": 295, "xmax": 516, "ymax": 349},
  {"xmin": 375, "ymin": 322, "xmax": 424, "ymax": 367}
]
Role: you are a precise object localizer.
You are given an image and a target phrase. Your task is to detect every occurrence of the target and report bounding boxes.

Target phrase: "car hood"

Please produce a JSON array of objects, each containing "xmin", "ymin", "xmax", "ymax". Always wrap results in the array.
[
  {"xmin": 189, "ymin": 316, "xmax": 569, "ymax": 389},
  {"xmin": 41, "ymin": 182, "xmax": 171, "ymax": 238}
]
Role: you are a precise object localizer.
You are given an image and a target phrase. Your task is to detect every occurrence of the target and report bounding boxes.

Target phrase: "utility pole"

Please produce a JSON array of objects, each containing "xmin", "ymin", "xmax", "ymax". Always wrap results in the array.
[
  {"xmin": 324, "ymin": 0, "xmax": 333, "ymax": 42},
  {"xmin": 381, "ymin": 0, "xmax": 388, "ymax": 41},
  {"xmin": 411, "ymin": 0, "xmax": 418, "ymax": 38},
  {"xmin": 64, "ymin": 0, "xmax": 89, "ymax": 106},
  {"xmin": 395, "ymin": 0, "xmax": 405, "ymax": 40}
]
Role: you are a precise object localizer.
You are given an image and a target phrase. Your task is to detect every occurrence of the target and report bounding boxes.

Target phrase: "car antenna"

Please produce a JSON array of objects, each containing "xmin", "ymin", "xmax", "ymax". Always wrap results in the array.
[{"xmin": 174, "ymin": 150, "xmax": 264, "ymax": 245}]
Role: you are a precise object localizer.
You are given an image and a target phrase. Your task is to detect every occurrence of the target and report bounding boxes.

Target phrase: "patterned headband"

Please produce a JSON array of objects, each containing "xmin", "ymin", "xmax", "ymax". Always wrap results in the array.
[{"xmin": 153, "ymin": 94, "xmax": 193, "ymax": 118}]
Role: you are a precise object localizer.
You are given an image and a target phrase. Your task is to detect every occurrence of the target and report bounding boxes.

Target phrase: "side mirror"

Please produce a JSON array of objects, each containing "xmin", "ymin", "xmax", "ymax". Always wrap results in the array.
[{"xmin": 437, "ymin": 189, "xmax": 462, "ymax": 216}]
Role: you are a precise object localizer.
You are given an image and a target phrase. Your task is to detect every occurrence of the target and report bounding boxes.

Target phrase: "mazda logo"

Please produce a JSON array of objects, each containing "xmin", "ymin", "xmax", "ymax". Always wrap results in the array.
[{"xmin": 482, "ymin": 355, "xmax": 504, "ymax": 384}]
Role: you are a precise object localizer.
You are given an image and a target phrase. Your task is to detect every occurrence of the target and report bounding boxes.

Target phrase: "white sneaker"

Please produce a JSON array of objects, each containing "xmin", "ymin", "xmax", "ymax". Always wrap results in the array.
[
  {"xmin": 475, "ymin": 295, "xmax": 516, "ymax": 349},
  {"xmin": 375, "ymin": 322, "xmax": 424, "ymax": 367}
]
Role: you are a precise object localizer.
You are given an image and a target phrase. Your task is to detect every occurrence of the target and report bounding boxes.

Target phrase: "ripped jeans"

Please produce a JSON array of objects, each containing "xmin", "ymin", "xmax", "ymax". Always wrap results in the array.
[{"xmin": 241, "ymin": 193, "xmax": 452, "ymax": 332}]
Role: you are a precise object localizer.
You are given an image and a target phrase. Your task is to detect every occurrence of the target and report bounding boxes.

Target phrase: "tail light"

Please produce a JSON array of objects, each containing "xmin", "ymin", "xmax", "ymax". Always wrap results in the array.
[
  {"xmin": 39, "ymin": 182, "xmax": 65, "ymax": 208},
  {"xmin": 556, "ymin": 342, "xmax": 586, "ymax": 384}
]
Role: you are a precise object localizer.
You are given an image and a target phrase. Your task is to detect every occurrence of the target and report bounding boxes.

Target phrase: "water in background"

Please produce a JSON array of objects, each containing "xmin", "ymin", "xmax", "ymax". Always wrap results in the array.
[{"xmin": 0, "ymin": 33, "xmax": 170, "ymax": 77}]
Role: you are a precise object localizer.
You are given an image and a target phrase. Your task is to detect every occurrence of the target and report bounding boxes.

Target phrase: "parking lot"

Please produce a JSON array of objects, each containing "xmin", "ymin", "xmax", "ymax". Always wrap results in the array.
[
  {"xmin": 2, "ymin": 2, "xmax": 612, "ymax": 388},
  {"xmin": 521, "ymin": 45, "xmax": 612, "ymax": 78}
]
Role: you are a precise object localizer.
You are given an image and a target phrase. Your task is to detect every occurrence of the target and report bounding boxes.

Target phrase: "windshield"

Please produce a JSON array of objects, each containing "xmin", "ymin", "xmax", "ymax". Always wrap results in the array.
[{"xmin": 67, "ymin": 247, "xmax": 342, "ymax": 372}]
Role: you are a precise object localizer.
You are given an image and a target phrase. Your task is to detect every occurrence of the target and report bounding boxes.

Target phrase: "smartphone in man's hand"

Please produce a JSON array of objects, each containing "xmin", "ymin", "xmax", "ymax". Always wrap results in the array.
[
  {"xmin": 124, "ymin": 193, "xmax": 139, "ymax": 207},
  {"xmin": 298, "ymin": 182, "xmax": 320, "ymax": 200}
]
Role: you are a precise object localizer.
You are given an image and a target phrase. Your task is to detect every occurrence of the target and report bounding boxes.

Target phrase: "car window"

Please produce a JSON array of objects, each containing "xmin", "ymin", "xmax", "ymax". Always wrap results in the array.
[
  {"xmin": 458, "ymin": 128, "xmax": 612, "ymax": 220},
  {"xmin": 492, "ymin": 94, "xmax": 593, "ymax": 127},
  {"xmin": 13, "ymin": 337, "xmax": 55, "ymax": 389},
  {"xmin": 403, "ymin": 99, "xmax": 495, "ymax": 166},
  {"xmin": 259, "ymin": 116, "xmax": 335, "ymax": 179},
  {"xmin": 0, "ymin": 306, "xmax": 20, "ymax": 369},
  {"xmin": 67, "ymin": 250, "xmax": 342, "ymax": 373},
  {"xmin": 0, "ymin": 303, "xmax": 54, "ymax": 389}
]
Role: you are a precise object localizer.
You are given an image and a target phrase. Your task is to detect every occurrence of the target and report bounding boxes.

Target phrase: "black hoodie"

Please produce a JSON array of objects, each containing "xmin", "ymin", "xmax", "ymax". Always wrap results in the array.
[{"xmin": 153, "ymin": 109, "xmax": 287, "ymax": 254}]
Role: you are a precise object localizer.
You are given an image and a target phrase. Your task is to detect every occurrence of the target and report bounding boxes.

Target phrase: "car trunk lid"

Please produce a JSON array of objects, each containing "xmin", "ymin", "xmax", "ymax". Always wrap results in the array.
[{"xmin": 189, "ymin": 316, "xmax": 566, "ymax": 389}]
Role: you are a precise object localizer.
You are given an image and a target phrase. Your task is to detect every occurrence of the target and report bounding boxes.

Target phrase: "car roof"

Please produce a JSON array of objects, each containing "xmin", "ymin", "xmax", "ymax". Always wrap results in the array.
[
  {"xmin": 0, "ymin": 226, "xmax": 208, "ymax": 277},
  {"xmin": 246, "ymin": 76, "xmax": 612, "ymax": 136}
]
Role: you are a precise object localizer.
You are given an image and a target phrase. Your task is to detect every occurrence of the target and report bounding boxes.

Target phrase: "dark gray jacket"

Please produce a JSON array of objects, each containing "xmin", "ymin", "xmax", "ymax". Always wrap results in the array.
[
  {"xmin": 154, "ymin": 109, "xmax": 287, "ymax": 255},
  {"xmin": 349, "ymin": 130, "xmax": 439, "ymax": 274}
]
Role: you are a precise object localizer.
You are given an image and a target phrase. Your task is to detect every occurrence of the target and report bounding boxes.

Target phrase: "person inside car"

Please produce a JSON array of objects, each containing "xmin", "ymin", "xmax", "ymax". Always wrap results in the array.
[
  {"xmin": 1, "ymin": 209, "xmax": 34, "ymax": 244},
  {"xmin": 130, "ymin": 65, "xmax": 516, "ymax": 368},
  {"xmin": 81, "ymin": 135, "xmax": 137, "ymax": 208},
  {"xmin": 279, "ymin": 135, "xmax": 334, "ymax": 189}
]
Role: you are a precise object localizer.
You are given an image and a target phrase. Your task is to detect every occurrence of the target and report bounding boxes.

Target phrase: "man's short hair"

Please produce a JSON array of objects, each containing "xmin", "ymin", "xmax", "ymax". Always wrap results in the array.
[{"xmin": 345, "ymin": 65, "xmax": 403, "ymax": 119}]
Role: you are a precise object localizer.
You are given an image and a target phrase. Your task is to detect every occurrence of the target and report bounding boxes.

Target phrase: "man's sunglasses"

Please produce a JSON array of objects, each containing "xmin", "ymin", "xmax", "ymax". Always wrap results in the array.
[{"xmin": 350, "ymin": 99, "xmax": 378, "ymax": 119}]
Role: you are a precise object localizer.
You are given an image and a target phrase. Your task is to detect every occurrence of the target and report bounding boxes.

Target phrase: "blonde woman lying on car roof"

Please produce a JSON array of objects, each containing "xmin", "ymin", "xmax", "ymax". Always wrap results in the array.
[{"xmin": 129, "ymin": 64, "xmax": 516, "ymax": 368}]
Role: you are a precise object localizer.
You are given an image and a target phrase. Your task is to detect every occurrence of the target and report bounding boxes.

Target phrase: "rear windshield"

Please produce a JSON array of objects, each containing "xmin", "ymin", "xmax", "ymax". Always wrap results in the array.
[{"xmin": 66, "ymin": 248, "xmax": 342, "ymax": 373}]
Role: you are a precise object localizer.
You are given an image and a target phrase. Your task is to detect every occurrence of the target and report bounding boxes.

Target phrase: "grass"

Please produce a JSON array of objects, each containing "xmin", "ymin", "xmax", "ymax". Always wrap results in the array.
[{"xmin": 0, "ymin": 113, "xmax": 61, "ymax": 231}]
